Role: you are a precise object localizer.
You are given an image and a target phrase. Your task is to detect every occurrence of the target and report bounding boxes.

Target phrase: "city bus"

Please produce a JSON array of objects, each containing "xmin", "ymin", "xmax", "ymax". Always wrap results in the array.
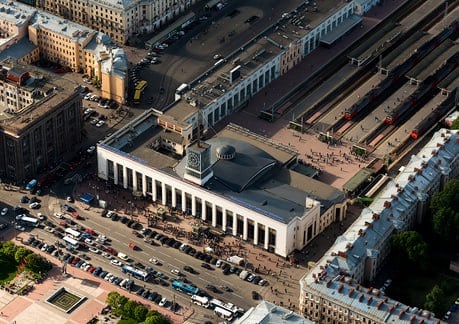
[
  {"xmin": 171, "ymin": 280, "xmax": 199, "ymax": 295},
  {"xmin": 121, "ymin": 265, "xmax": 151, "ymax": 281},
  {"xmin": 18, "ymin": 215, "xmax": 39, "ymax": 227},
  {"xmin": 65, "ymin": 228, "xmax": 81, "ymax": 240},
  {"xmin": 63, "ymin": 235, "xmax": 80, "ymax": 249},
  {"xmin": 210, "ymin": 298, "xmax": 243, "ymax": 317},
  {"xmin": 135, "ymin": 80, "xmax": 148, "ymax": 92},
  {"xmin": 133, "ymin": 89, "xmax": 141, "ymax": 105}
]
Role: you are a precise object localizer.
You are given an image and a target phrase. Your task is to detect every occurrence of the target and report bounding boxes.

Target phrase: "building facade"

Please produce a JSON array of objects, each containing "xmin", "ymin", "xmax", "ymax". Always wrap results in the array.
[
  {"xmin": 299, "ymin": 129, "xmax": 459, "ymax": 324},
  {"xmin": 35, "ymin": 0, "xmax": 198, "ymax": 44},
  {"xmin": 0, "ymin": 0, "xmax": 128, "ymax": 103},
  {"xmin": 0, "ymin": 60, "xmax": 83, "ymax": 183},
  {"xmin": 96, "ymin": 110, "xmax": 347, "ymax": 257}
]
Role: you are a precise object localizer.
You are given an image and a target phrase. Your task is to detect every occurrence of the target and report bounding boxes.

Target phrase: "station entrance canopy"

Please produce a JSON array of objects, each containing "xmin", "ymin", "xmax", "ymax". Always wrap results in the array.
[
  {"xmin": 320, "ymin": 15, "xmax": 362, "ymax": 47},
  {"xmin": 80, "ymin": 193, "xmax": 95, "ymax": 205}
]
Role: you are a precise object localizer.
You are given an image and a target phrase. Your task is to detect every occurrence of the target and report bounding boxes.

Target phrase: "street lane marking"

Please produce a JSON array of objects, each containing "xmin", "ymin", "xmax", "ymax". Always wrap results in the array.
[
  {"xmin": 173, "ymin": 258, "xmax": 185, "ymax": 264},
  {"xmin": 233, "ymin": 293, "xmax": 243, "ymax": 299}
]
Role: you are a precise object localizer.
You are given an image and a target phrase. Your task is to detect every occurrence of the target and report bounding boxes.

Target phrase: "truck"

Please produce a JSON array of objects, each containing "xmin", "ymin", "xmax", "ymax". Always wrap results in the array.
[
  {"xmin": 239, "ymin": 270, "xmax": 249, "ymax": 280},
  {"xmin": 226, "ymin": 255, "xmax": 244, "ymax": 266}
]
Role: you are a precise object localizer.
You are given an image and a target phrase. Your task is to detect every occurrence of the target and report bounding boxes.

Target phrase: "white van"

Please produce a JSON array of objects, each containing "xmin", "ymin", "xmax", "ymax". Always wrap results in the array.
[
  {"xmin": 117, "ymin": 252, "xmax": 129, "ymax": 261},
  {"xmin": 239, "ymin": 270, "xmax": 249, "ymax": 280}
]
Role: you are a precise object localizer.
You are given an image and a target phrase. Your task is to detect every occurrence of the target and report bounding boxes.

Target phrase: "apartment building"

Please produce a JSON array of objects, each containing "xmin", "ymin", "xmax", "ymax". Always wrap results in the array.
[
  {"xmin": 0, "ymin": 59, "xmax": 83, "ymax": 183},
  {"xmin": 35, "ymin": 0, "xmax": 198, "ymax": 44},
  {"xmin": 299, "ymin": 129, "xmax": 459, "ymax": 324},
  {"xmin": 0, "ymin": 0, "xmax": 128, "ymax": 103}
]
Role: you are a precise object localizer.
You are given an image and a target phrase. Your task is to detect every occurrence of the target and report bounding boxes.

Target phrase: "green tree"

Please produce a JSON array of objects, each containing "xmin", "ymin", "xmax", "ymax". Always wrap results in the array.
[
  {"xmin": 122, "ymin": 300, "xmax": 138, "ymax": 319},
  {"xmin": 144, "ymin": 315, "xmax": 167, "ymax": 324},
  {"xmin": 1, "ymin": 241, "xmax": 17, "ymax": 260},
  {"xmin": 24, "ymin": 253, "xmax": 51, "ymax": 274},
  {"xmin": 106, "ymin": 291, "xmax": 121, "ymax": 308},
  {"xmin": 14, "ymin": 247, "xmax": 32, "ymax": 264},
  {"xmin": 424, "ymin": 285, "xmax": 446, "ymax": 315},
  {"xmin": 430, "ymin": 179, "xmax": 459, "ymax": 248},
  {"xmin": 133, "ymin": 304, "xmax": 148, "ymax": 322},
  {"xmin": 451, "ymin": 118, "xmax": 459, "ymax": 130},
  {"xmin": 390, "ymin": 231, "xmax": 428, "ymax": 270}
]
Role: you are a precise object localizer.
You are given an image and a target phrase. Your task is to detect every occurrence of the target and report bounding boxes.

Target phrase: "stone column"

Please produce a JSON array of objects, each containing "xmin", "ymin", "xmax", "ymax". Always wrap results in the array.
[
  {"xmin": 191, "ymin": 195, "xmax": 196, "ymax": 216},
  {"xmin": 254, "ymin": 222, "xmax": 258, "ymax": 245},
  {"xmin": 264, "ymin": 227, "xmax": 269, "ymax": 250},
  {"xmin": 161, "ymin": 182, "xmax": 166, "ymax": 206},
  {"xmin": 233, "ymin": 214, "xmax": 238, "ymax": 236},
  {"xmin": 222, "ymin": 208, "xmax": 227, "ymax": 231},
  {"xmin": 243, "ymin": 217, "xmax": 248, "ymax": 240},
  {"xmin": 212, "ymin": 204, "xmax": 217, "ymax": 227},
  {"xmin": 142, "ymin": 174, "xmax": 147, "ymax": 196},
  {"xmin": 171, "ymin": 187, "xmax": 176, "ymax": 208},
  {"xmin": 181, "ymin": 191, "xmax": 186, "ymax": 212},
  {"xmin": 113, "ymin": 163, "xmax": 118, "ymax": 185},
  {"xmin": 201, "ymin": 200, "xmax": 207, "ymax": 221},
  {"xmin": 122, "ymin": 166, "xmax": 127, "ymax": 189},
  {"xmin": 152, "ymin": 180, "xmax": 157, "ymax": 202}
]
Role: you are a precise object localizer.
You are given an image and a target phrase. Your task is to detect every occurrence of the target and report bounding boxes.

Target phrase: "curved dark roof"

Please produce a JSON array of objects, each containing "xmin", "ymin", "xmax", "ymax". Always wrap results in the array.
[{"xmin": 207, "ymin": 137, "xmax": 277, "ymax": 192}]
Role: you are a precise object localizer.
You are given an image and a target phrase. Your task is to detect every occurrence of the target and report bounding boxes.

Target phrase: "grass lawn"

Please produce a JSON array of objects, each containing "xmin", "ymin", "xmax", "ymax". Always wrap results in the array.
[{"xmin": 0, "ymin": 259, "xmax": 18, "ymax": 284}]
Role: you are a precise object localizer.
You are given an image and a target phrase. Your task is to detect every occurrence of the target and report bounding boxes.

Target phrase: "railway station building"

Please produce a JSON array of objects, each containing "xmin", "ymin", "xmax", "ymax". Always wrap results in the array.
[
  {"xmin": 170, "ymin": 0, "xmax": 379, "ymax": 136},
  {"xmin": 299, "ymin": 128, "xmax": 459, "ymax": 324},
  {"xmin": 96, "ymin": 110, "xmax": 348, "ymax": 257}
]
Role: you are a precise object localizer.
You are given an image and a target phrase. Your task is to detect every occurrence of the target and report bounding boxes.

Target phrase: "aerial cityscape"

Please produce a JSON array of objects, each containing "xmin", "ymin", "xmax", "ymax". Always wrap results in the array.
[{"xmin": 0, "ymin": 0, "xmax": 458, "ymax": 323}]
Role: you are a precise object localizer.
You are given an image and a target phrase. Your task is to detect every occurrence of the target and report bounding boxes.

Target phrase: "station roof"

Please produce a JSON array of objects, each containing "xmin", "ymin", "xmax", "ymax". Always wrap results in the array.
[
  {"xmin": 320, "ymin": 15, "xmax": 361, "ymax": 46},
  {"xmin": 438, "ymin": 69, "xmax": 459, "ymax": 93},
  {"xmin": 415, "ymin": 43, "xmax": 458, "ymax": 82},
  {"xmin": 348, "ymin": 22, "xmax": 397, "ymax": 61},
  {"xmin": 406, "ymin": 40, "xmax": 453, "ymax": 82},
  {"xmin": 379, "ymin": 31, "xmax": 425, "ymax": 70},
  {"xmin": 342, "ymin": 168, "xmax": 373, "ymax": 193}
]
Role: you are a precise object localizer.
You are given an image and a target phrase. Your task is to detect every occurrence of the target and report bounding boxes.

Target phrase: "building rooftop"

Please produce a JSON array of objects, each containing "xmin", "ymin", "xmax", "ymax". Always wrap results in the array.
[
  {"xmin": 234, "ymin": 300, "xmax": 314, "ymax": 324},
  {"xmin": 0, "ymin": 38, "xmax": 37, "ymax": 61},
  {"xmin": 300, "ymin": 129, "xmax": 459, "ymax": 323},
  {"xmin": 0, "ymin": 0, "xmax": 36, "ymax": 27},
  {"xmin": 30, "ymin": 10, "xmax": 95, "ymax": 43},
  {"xmin": 0, "ymin": 61, "xmax": 80, "ymax": 134}
]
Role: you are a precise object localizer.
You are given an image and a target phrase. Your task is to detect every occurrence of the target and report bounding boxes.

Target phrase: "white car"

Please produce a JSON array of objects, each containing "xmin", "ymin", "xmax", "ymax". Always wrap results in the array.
[
  {"xmin": 88, "ymin": 247, "xmax": 100, "ymax": 254},
  {"xmin": 106, "ymin": 211, "xmax": 117, "ymax": 218},
  {"xmin": 96, "ymin": 120, "xmax": 105, "ymax": 128},
  {"xmin": 83, "ymin": 93, "xmax": 93, "ymax": 100},
  {"xmin": 159, "ymin": 297, "xmax": 167, "ymax": 307},
  {"xmin": 216, "ymin": 259, "xmax": 223, "ymax": 268},
  {"xmin": 54, "ymin": 212, "xmax": 64, "ymax": 219},
  {"xmin": 41, "ymin": 243, "xmax": 49, "ymax": 252},
  {"xmin": 85, "ymin": 238, "xmax": 95, "ymax": 246},
  {"xmin": 213, "ymin": 54, "xmax": 222, "ymax": 60},
  {"xmin": 83, "ymin": 264, "xmax": 92, "ymax": 271},
  {"xmin": 111, "ymin": 259, "xmax": 122, "ymax": 267},
  {"xmin": 149, "ymin": 258, "xmax": 160, "ymax": 265},
  {"xmin": 102, "ymin": 252, "xmax": 113, "ymax": 259},
  {"xmin": 104, "ymin": 273, "xmax": 114, "ymax": 281},
  {"xmin": 37, "ymin": 213, "xmax": 46, "ymax": 220},
  {"xmin": 29, "ymin": 202, "xmax": 40, "ymax": 209},
  {"xmin": 15, "ymin": 225, "xmax": 26, "ymax": 231},
  {"xmin": 1, "ymin": 208, "xmax": 8, "ymax": 216},
  {"xmin": 97, "ymin": 234, "xmax": 107, "ymax": 242},
  {"xmin": 86, "ymin": 146, "xmax": 96, "ymax": 154},
  {"xmin": 170, "ymin": 269, "xmax": 182, "ymax": 276},
  {"xmin": 44, "ymin": 226, "xmax": 54, "ymax": 233}
]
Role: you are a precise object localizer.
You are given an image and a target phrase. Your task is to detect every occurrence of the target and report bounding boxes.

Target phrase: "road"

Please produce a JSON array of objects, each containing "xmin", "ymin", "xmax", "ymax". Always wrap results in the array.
[{"xmin": 0, "ymin": 180, "xmax": 261, "ymax": 323}]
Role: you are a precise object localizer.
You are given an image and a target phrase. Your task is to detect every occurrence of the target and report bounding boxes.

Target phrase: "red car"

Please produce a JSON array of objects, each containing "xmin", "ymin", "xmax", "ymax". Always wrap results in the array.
[
  {"xmin": 88, "ymin": 266, "xmax": 96, "ymax": 273},
  {"xmin": 71, "ymin": 257, "xmax": 80, "ymax": 266},
  {"xmin": 104, "ymin": 247, "xmax": 117, "ymax": 255},
  {"xmin": 85, "ymin": 228, "xmax": 96, "ymax": 235}
]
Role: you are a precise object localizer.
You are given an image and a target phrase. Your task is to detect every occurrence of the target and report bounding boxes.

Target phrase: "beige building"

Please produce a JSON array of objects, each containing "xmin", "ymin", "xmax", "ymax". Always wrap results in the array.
[
  {"xmin": 36, "ymin": 0, "xmax": 198, "ymax": 44},
  {"xmin": 299, "ymin": 129, "xmax": 459, "ymax": 324},
  {"xmin": 0, "ymin": 59, "xmax": 83, "ymax": 183},
  {"xmin": 0, "ymin": 1, "xmax": 127, "ymax": 103}
]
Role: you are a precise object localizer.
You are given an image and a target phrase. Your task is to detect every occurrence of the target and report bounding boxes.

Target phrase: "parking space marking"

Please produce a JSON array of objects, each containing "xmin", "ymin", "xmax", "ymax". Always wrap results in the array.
[
  {"xmin": 221, "ymin": 279, "xmax": 232, "ymax": 286},
  {"xmin": 233, "ymin": 293, "xmax": 243, "ymax": 299}
]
